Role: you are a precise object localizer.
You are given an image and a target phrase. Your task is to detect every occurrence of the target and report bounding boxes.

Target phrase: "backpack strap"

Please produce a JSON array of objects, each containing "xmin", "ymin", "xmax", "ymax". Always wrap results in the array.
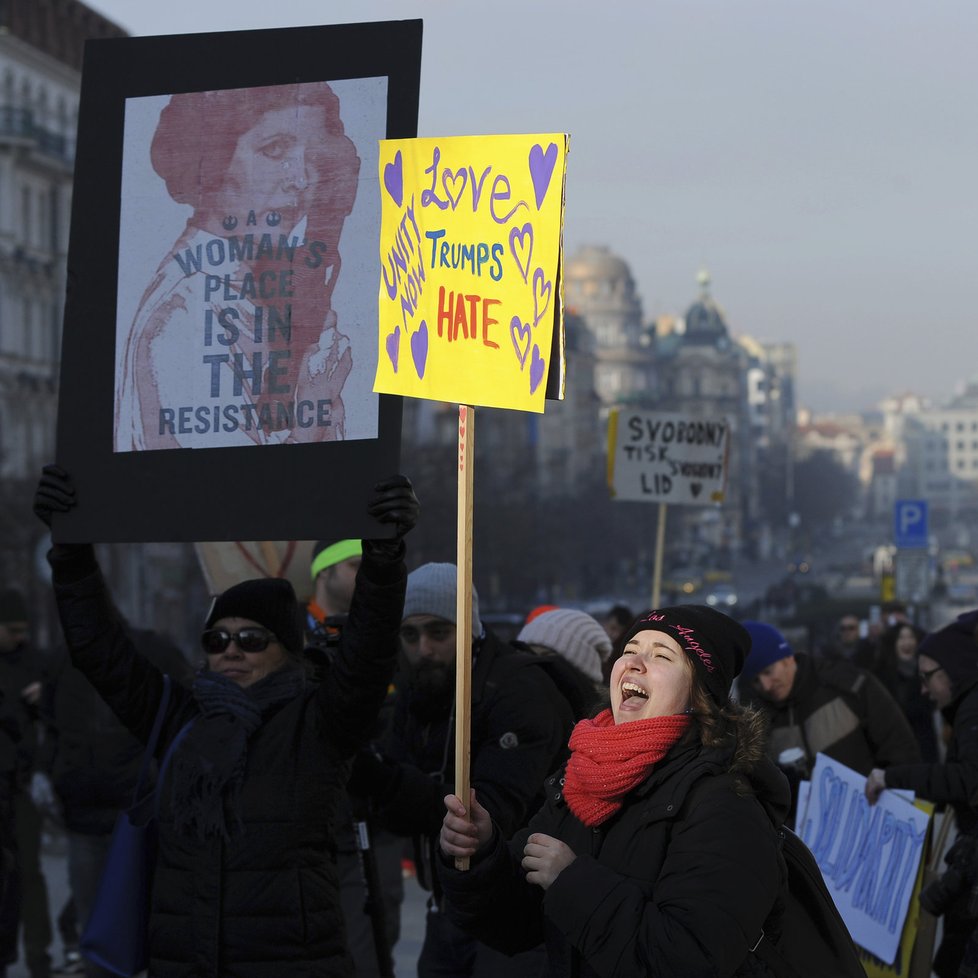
[
  {"xmin": 752, "ymin": 826, "xmax": 867, "ymax": 978},
  {"xmin": 130, "ymin": 674, "xmax": 173, "ymax": 805}
]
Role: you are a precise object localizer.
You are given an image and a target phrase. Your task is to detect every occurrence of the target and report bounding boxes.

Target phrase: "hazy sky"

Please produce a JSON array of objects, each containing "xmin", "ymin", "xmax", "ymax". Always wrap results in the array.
[{"xmin": 83, "ymin": 0, "xmax": 978, "ymax": 413}]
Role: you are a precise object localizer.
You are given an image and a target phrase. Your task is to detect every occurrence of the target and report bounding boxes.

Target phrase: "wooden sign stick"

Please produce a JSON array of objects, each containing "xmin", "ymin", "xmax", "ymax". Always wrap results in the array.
[
  {"xmin": 455, "ymin": 404, "xmax": 476, "ymax": 870},
  {"xmin": 651, "ymin": 502, "xmax": 667, "ymax": 609}
]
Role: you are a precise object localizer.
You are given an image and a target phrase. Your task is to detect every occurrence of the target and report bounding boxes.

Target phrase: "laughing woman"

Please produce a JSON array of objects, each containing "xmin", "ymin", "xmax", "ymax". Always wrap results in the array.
[{"xmin": 438, "ymin": 606, "xmax": 791, "ymax": 978}]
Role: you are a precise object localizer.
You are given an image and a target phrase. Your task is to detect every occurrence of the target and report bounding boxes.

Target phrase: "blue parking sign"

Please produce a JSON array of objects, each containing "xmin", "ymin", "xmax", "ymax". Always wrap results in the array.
[{"xmin": 894, "ymin": 500, "xmax": 928, "ymax": 549}]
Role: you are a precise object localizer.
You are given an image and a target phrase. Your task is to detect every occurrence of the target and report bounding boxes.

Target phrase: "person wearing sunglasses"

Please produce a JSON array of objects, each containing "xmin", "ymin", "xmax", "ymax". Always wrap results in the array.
[
  {"xmin": 867, "ymin": 611, "xmax": 978, "ymax": 978},
  {"xmin": 32, "ymin": 463, "xmax": 418, "ymax": 978}
]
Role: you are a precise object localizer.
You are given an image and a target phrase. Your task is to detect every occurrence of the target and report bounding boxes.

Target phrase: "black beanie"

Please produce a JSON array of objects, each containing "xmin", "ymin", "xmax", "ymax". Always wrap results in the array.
[
  {"xmin": 0, "ymin": 588, "xmax": 28, "ymax": 623},
  {"xmin": 619, "ymin": 605, "xmax": 751, "ymax": 706},
  {"xmin": 918, "ymin": 616, "xmax": 978, "ymax": 697},
  {"xmin": 204, "ymin": 578, "xmax": 303, "ymax": 653}
]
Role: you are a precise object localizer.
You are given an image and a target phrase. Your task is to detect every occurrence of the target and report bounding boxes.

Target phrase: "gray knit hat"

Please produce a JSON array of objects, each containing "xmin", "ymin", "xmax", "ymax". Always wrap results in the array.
[
  {"xmin": 403, "ymin": 562, "xmax": 482, "ymax": 638},
  {"xmin": 517, "ymin": 609, "xmax": 610, "ymax": 683}
]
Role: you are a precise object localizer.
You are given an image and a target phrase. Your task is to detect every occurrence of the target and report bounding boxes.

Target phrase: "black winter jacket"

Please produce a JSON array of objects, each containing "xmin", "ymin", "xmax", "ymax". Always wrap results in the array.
[
  {"xmin": 438, "ymin": 712, "xmax": 791, "ymax": 978},
  {"xmin": 887, "ymin": 679, "xmax": 978, "ymax": 834},
  {"xmin": 362, "ymin": 629, "xmax": 575, "ymax": 894},
  {"xmin": 47, "ymin": 630, "xmax": 194, "ymax": 834},
  {"xmin": 0, "ymin": 645, "xmax": 46, "ymax": 790},
  {"xmin": 50, "ymin": 544, "xmax": 405, "ymax": 978}
]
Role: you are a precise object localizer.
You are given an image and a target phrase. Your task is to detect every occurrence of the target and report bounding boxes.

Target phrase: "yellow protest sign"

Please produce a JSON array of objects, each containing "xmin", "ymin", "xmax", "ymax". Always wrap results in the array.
[{"xmin": 374, "ymin": 134, "xmax": 567, "ymax": 411}]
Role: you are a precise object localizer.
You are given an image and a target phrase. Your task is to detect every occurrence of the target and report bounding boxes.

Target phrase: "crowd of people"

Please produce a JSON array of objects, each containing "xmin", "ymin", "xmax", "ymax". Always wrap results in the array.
[{"xmin": 0, "ymin": 468, "xmax": 976, "ymax": 977}]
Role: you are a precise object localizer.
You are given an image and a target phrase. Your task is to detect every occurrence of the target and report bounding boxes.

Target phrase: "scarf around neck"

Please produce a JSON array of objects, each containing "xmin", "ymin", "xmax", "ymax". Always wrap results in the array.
[
  {"xmin": 170, "ymin": 664, "xmax": 306, "ymax": 840},
  {"xmin": 562, "ymin": 708, "xmax": 692, "ymax": 827}
]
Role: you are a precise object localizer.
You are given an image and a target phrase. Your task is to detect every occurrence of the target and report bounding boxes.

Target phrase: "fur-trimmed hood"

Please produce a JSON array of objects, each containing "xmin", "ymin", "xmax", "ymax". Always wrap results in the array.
[
  {"xmin": 629, "ymin": 706, "xmax": 792, "ymax": 832},
  {"xmin": 728, "ymin": 706, "xmax": 792, "ymax": 828},
  {"xmin": 727, "ymin": 704, "xmax": 771, "ymax": 776},
  {"xmin": 679, "ymin": 705, "xmax": 790, "ymax": 829}
]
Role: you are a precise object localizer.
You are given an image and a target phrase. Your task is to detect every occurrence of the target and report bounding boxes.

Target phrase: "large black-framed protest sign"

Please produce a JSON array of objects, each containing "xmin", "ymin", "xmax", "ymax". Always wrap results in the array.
[{"xmin": 53, "ymin": 20, "xmax": 422, "ymax": 543}]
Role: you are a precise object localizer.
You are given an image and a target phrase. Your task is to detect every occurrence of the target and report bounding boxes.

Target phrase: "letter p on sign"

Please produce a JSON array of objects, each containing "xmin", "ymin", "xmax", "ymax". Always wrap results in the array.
[{"xmin": 894, "ymin": 500, "xmax": 928, "ymax": 549}]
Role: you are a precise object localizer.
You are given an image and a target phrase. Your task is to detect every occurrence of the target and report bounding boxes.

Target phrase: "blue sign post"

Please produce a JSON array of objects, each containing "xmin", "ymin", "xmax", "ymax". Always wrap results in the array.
[{"xmin": 894, "ymin": 499, "xmax": 928, "ymax": 550}]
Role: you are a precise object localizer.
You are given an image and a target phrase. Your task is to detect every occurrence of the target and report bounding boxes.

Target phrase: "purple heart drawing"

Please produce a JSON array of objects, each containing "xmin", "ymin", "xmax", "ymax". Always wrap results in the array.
[
  {"xmin": 442, "ymin": 168, "xmax": 468, "ymax": 209},
  {"xmin": 411, "ymin": 320, "xmax": 429, "ymax": 379},
  {"xmin": 529, "ymin": 344, "xmax": 546, "ymax": 395},
  {"xmin": 532, "ymin": 268, "xmax": 552, "ymax": 327},
  {"xmin": 509, "ymin": 224, "xmax": 534, "ymax": 284},
  {"xmin": 383, "ymin": 150, "xmax": 403, "ymax": 207},
  {"xmin": 385, "ymin": 325, "xmax": 400, "ymax": 373},
  {"xmin": 528, "ymin": 142, "xmax": 558, "ymax": 210},
  {"xmin": 510, "ymin": 316, "xmax": 532, "ymax": 368}
]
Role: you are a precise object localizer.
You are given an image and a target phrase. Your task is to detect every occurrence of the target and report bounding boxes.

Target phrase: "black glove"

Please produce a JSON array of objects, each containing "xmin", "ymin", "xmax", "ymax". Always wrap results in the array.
[
  {"xmin": 32, "ymin": 465, "xmax": 95, "ymax": 577},
  {"xmin": 33, "ymin": 464, "xmax": 76, "ymax": 528},
  {"xmin": 347, "ymin": 747, "xmax": 402, "ymax": 804},
  {"xmin": 363, "ymin": 475, "xmax": 420, "ymax": 560}
]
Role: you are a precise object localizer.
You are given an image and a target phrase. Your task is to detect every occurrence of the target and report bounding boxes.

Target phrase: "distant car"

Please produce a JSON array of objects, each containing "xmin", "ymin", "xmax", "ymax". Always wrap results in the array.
[
  {"xmin": 703, "ymin": 568, "xmax": 733, "ymax": 584},
  {"xmin": 704, "ymin": 583, "xmax": 738, "ymax": 609},
  {"xmin": 944, "ymin": 550, "xmax": 976, "ymax": 571},
  {"xmin": 663, "ymin": 567, "xmax": 703, "ymax": 597},
  {"xmin": 947, "ymin": 583, "xmax": 978, "ymax": 607}
]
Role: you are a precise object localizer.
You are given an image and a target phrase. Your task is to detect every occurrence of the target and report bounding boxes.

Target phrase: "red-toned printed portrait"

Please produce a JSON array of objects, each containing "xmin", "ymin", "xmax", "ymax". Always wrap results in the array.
[{"xmin": 114, "ymin": 79, "xmax": 386, "ymax": 452}]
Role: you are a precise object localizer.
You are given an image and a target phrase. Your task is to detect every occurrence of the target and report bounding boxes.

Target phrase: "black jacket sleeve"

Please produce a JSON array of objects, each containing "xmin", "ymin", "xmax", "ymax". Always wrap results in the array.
[
  {"xmin": 858, "ymin": 671, "xmax": 923, "ymax": 768},
  {"xmin": 313, "ymin": 543, "xmax": 405, "ymax": 760},
  {"xmin": 48, "ymin": 545, "xmax": 182, "ymax": 746},
  {"xmin": 886, "ymin": 686, "xmax": 978, "ymax": 808}
]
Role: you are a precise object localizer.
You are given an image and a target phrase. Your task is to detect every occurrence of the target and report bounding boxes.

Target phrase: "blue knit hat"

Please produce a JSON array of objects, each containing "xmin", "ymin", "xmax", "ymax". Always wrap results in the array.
[{"xmin": 740, "ymin": 621, "xmax": 793, "ymax": 681}]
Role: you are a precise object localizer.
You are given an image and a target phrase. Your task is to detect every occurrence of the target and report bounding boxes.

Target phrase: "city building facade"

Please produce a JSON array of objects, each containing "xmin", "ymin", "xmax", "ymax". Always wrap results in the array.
[{"xmin": 0, "ymin": 3, "xmax": 210, "ymax": 651}]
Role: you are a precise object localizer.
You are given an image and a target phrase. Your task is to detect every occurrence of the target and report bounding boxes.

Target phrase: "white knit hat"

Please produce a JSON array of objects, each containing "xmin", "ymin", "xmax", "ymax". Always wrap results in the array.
[{"xmin": 517, "ymin": 609, "xmax": 610, "ymax": 683}]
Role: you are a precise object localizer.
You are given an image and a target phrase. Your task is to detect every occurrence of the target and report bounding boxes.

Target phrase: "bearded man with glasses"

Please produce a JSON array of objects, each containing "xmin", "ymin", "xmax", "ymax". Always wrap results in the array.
[
  {"xmin": 32, "ymin": 464, "xmax": 419, "ymax": 978},
  {"xmin": 867, "ymin": 611, "xmax": 978, "ymax": 978}
]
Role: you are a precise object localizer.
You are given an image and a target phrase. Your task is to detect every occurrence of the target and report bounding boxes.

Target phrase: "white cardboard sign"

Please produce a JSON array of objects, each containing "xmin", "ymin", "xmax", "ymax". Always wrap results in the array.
[
  {"xmin": 607, "ymin": 410, "xmax": 729, "ymax": 505},
  {"xmin": 796, "ymin": 753, "xmax": 929, "ymax": 965}
]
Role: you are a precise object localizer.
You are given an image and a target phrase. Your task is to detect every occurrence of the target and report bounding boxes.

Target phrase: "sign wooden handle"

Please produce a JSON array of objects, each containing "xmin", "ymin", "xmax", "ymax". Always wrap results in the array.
[
  {"xmin": 454, "ymin": 405, "xmax": 475, "ymax": 870},
  {"xmin": 651, "ymin": 502, "xmax": 667, "ymax": 609}
]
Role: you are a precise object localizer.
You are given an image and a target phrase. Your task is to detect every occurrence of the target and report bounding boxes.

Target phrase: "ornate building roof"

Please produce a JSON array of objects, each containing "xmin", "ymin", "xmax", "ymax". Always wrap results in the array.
[{"xmin": 682, "ymin": 269, "xmax": 731, "ymax": 348}]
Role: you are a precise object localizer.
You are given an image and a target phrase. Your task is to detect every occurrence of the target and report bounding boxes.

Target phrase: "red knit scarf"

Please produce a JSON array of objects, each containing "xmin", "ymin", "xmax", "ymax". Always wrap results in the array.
[{"xmin": 563, "ymin": 709, "xmax": 692, "ymax": 827}]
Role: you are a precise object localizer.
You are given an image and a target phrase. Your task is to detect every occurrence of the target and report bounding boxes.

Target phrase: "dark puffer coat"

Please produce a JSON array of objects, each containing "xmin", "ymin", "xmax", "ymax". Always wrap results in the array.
[
  {"xmin": 885, "ymin": 624, "xmax": 978, "ymax": 833},
  {"xmin": 439, "ymin": 710, "xmax": 791, "ymax": 978},
  {"xmin": 48, "ymin": 630, "xmax": 194, "ymax": 835},
  {"xmin": 746, "ymin": 653, "xmax": 921, "ymax": 777},
  {"xmin": 363, "ymin": 628, "xmax": 575, "ymax": 894},
  {"xmin": 883, "ymin": 614, "xmax": 978, "ymax": 978},
  {"xmin": 50, "ymin": 544, "xmax": 405, "ymax": 978}
]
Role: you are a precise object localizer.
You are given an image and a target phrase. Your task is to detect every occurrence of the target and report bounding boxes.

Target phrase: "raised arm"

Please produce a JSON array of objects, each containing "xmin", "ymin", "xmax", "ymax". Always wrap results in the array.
[
  {"xmin": 314, "ymin": 475, "xmax": 417, "ymax": 757},
  {"xmin": 33, "ymin": 465, "xmax": 180, "ymax": 743}
]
